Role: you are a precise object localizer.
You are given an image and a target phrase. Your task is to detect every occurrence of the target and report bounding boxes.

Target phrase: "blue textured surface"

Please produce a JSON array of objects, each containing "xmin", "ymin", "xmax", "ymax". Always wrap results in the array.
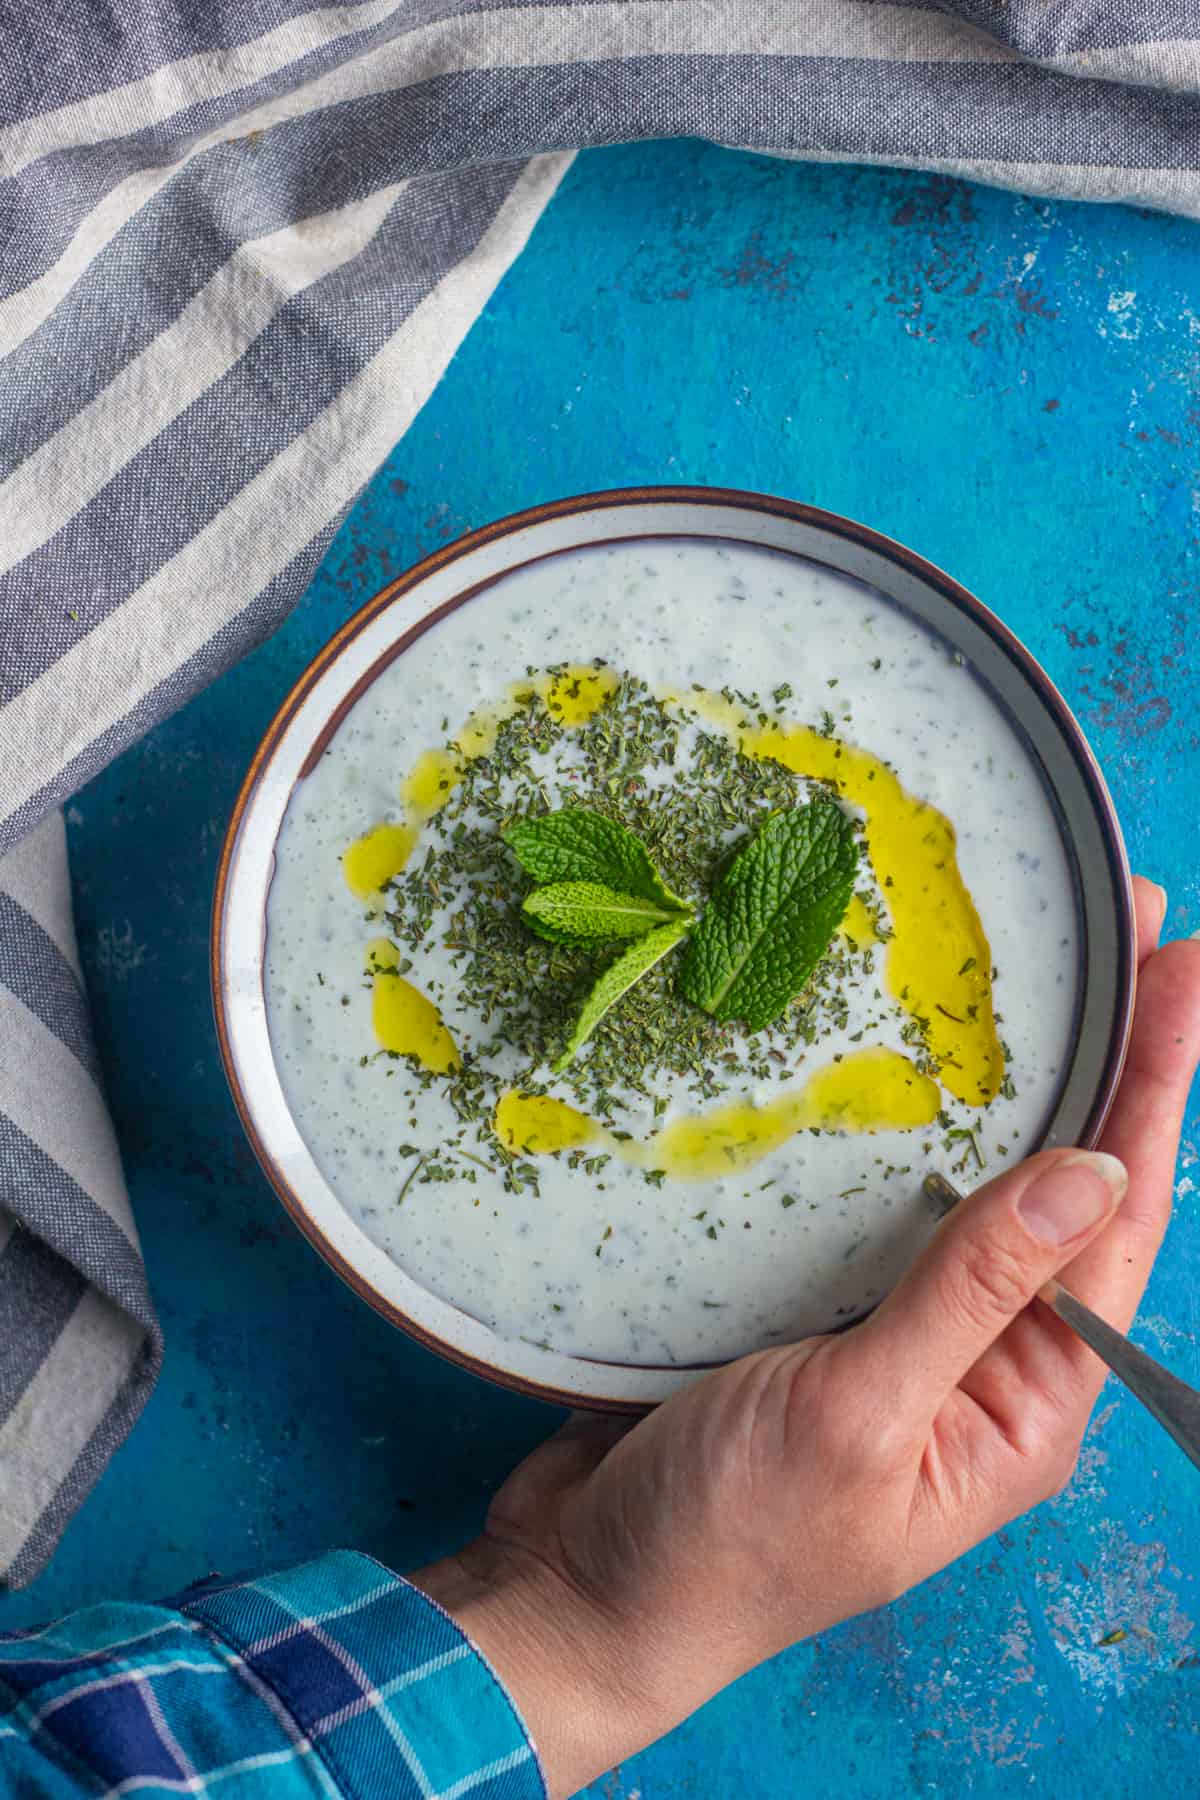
[{"xmin": 5, "ymin": 142, "xmax": 1199, "ymax": 1792}]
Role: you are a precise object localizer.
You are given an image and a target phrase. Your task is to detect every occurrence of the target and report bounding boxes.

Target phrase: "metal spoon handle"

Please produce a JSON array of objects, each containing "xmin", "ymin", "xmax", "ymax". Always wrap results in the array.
[
  {"xmin": 1040, "ymin": 1277, "xmax": 1200, "ymax": 1473},
  {"xmin": 924, "ymin": 1173, "xmax": 1200, "ymax": 1474}
]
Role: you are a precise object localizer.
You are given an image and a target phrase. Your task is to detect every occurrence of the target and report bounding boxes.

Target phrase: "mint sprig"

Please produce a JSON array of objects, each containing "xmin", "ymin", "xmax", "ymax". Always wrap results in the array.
[
  {"xmin": 677, "ymin": 796, "xmax": 858, "ymax": 1030},
  {"xmin": 509, "ymin": 797, "xmax": 856, "ymax": 1069},
  {"xmin": 522, "ymin": 882, "xmax": 688, "ymax": 943},
  {"xmin": 504, "ymin": 808, "xmax": 684, "ymax": 909},
  {"xmin": 505, "ymin": 808, "xmax": 696, "ymax": 1065},
  {"xmin": 552, "ymin": 919, "xmax": 692, "ymax": 1072}
]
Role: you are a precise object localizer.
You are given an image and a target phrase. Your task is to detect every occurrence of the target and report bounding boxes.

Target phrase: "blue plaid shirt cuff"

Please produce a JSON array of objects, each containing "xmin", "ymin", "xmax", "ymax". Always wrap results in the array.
[{"xmin": 0, "ymin": 1550, "xmax": 549, "ymax": 1799}]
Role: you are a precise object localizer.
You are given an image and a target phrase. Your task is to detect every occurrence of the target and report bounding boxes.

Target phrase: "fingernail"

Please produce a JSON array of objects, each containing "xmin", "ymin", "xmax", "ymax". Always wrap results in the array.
[
  {"xmin": 1150, "ymin": 882, "xmax": 1168, "ymax": 926},
  {"xmin": 1017, "ymin": 1151, "xmax": 1127, "ymax": 1247}
]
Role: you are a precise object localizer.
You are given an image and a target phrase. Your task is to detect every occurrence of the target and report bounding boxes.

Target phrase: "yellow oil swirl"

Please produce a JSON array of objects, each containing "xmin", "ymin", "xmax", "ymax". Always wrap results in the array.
[
  {"xmin": 492, "ymin": 1047, "xmax": 939, "ymax": 1179},
  {"xmin": 366, "ymin": 938, "xmax": 459, "ymax": 1073},
  {"xmin": 838, "ymin": 893, "xmax": 878, "ymax": 948},
  {"xmin": 343, "ymin": 666, "xmax": 617, "ymax": 901},
  {"xmin": 494, "ymin": 1089, "xmax": 599, "ymax": 1154},
  {"xmin": 350, "ymin": 667, "xmax": 998, "ymax": 1176},
  {"xmin": 648, "ymin": 1048, "xmax": 940, "ymax": 1178},
  {"xmin": 342, "ymin": 823, "xmax": 418, "ymax": 900},
  {"xmin": 678, "ymin": 690, "xmax": 1002, "ymax": 1106},
  {"xmin": 401, "ymin": 746, "xmax": 465, "ymax": 818},
  {"xmin": 538, "ymin": 665, "xmax": 619, "ymax": 725}
]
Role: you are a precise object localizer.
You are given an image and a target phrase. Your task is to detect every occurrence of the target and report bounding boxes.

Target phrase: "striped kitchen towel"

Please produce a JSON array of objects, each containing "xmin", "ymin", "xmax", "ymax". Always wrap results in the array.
[
  {"xmin": 2, "ymin": 0, "xmax": 1199, "ymax": 1586},
  {"xmin": 0, "ymin": 815, "xmax": 161, "ymax": 1586}
]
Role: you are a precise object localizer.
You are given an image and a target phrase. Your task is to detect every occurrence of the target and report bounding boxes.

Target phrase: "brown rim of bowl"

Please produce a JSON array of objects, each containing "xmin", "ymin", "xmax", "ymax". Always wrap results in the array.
[{"xmin": 211, "ymin": 484, "xmax": 1137, "ymax": 1413}]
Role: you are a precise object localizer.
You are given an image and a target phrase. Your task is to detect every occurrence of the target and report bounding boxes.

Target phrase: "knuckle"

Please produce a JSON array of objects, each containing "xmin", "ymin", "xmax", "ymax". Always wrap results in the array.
[
  {"xmin": 1040, "ymin": 1440, "xmax": 1082, "ymax": 1503},
  {"xmin": 1005, "ymin": 1414, "xmax": 1082, "ymax": 1508},
  {"xmin": 796, "ymin": 1351, "xmax": 913, "ymax": 1478},
  {"xmin": 779, "ymin": 1341, "xmax": 841, "ymax": 1450},
  {"xmin": 949, "ymin": 1230, "xmax": 1038, "ymax": 1331},
  {"xmin": 740, "ymin": 1343, "xmax": 835, "ymax": 1477},
  {"xmin": 994, "ymin": 1382, "xmax": 1086, "ymax": 1506},
  {"xmin": 844, "ymin": 1392, "xmax": 914, "ymax": 1477}
]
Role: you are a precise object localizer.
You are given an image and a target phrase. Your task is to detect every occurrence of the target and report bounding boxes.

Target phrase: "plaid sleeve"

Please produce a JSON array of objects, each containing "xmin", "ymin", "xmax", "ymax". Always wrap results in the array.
[{"xmin": 0, "ymin": 1550, "xmax": 548, "ymax": 1799}]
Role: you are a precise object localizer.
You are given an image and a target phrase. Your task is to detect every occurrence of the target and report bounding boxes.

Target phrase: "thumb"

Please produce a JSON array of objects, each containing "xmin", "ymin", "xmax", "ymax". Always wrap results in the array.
[{"xmin": 849, "ymin": 1148, "xmax": 1127, "ymax": 1418}]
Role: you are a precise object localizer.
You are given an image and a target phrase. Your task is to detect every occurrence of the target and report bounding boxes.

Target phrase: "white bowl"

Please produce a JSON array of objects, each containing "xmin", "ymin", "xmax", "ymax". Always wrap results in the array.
[{"xmin": 213, "ymin": 487, "xmax": 1135, "ymax": 1410}]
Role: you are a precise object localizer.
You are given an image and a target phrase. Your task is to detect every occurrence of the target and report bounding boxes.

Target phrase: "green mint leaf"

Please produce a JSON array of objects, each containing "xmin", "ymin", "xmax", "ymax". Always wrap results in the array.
[
  {"xmin": 553, "ymin": 917, "xmax": 692, "ymax": 1071},
  {"xmin": 678, "ymin": 797, "xmax": 858, "ymax": 1031},
  {"xmin": 522, "ymin": 882, "xmax": 691, "ymax": 944},
  {"xmin": 504, "ymin": 807, "xmax": 683, "ymax": 908}
]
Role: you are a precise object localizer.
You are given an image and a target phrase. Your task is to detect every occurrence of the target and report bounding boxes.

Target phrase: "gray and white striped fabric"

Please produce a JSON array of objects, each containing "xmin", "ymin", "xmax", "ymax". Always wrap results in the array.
[
  {"xmin": 0, "ymin": 815, "xmax": 160, "ymax": 1586},
  {"xmin": 3, "ymin": 0, "xmax": 1200, "ymax": 1586}
]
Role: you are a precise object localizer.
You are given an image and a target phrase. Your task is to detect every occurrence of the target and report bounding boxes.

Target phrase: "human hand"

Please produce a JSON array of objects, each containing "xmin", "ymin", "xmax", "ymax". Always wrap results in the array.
[{"xmin": 414, "ymin": 878, "xmax": 1200, "ymax": 1798}]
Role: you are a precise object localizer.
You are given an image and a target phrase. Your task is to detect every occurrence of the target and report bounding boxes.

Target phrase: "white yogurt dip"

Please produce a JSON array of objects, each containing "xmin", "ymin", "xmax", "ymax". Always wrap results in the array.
[{"xmin": 265, "ymin": 539, "xmax": 1079, "ymax": 1366}]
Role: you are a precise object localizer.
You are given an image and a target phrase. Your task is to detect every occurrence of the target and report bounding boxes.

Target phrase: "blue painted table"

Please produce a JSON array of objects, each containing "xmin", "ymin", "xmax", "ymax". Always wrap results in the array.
[{"xmin": 7, "ymin": 143, "xmax": 1199, "ymax": 1794}]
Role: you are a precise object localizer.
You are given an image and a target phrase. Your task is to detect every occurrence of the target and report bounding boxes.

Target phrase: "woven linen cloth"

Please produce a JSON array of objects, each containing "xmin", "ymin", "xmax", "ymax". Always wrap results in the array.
[{"xmin": 3, "ymin": 0, "xmax": 1200, "ymax": 1587}]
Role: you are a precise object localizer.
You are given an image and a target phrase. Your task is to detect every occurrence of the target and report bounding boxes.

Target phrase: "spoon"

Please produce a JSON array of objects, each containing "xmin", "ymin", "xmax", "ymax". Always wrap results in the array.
[{"xmin": 923, "ymin": 1172, "xmax": 1200, "ymax": 1474}]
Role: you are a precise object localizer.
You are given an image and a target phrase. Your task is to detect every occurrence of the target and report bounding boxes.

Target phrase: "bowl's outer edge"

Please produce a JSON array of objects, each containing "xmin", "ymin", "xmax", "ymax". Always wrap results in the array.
[{"xmin": 211, "ymin": 484, "xmax": 1136, "ymax": 1411}]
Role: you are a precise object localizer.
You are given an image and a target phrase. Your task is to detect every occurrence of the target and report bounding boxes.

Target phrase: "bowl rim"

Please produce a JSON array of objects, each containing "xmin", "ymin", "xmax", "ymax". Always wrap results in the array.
[{"xmin": 212, "ymin": 483, "xmax": 1136, "ymax": 1412}]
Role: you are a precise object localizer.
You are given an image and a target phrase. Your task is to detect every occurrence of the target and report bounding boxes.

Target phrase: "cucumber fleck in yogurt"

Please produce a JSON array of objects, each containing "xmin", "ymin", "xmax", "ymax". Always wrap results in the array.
[{"xmin": 265, "ymin": 540, "xmax": 1079, "ymax": 1365}]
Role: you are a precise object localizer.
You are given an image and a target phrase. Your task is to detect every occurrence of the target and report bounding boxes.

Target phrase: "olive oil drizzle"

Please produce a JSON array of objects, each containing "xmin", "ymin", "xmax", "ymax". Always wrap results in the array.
[
  {"xmin": 342, "ymin": 666, "xmax": 1008, "ymax": 1193},
  {"xmin": 493, "ymin": 1047, "xmax": 940, "ymax": 1177}
]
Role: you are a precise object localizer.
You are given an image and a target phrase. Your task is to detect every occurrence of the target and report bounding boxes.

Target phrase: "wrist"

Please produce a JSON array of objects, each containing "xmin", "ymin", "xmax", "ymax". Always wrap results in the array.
[{"xmin": 410, "ymin": 1538, "xmax": 668, "ymax": 1798}]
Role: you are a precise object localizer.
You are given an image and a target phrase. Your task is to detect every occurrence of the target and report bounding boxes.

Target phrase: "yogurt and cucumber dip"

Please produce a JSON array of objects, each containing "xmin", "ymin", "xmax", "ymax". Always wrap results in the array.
[{"xmin": 265, "ymin": 539, "xmax": 1079, "ymax": 1366}]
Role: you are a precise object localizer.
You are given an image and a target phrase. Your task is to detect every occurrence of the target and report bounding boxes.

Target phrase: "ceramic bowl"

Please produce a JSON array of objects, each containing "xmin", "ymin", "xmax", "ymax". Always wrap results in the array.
[{"xmin": 213, "ymin": 487, "xmax": 1135, "ymax": 1411}]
